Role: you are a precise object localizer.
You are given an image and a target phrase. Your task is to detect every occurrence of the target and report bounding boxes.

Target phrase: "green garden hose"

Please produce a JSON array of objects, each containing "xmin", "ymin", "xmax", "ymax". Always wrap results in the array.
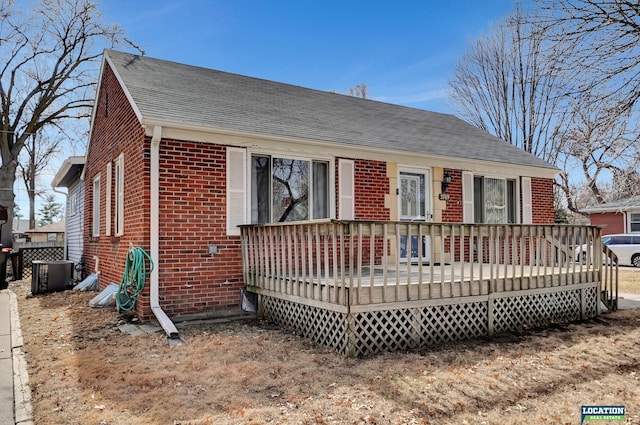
[{"xmin": 116, "ymin": 246, "xmax": 154, "ymax": 311}]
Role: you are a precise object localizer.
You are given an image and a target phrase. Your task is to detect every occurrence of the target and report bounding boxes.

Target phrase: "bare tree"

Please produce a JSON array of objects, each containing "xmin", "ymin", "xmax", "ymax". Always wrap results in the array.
[
  {"xmin": 330, "ymin": 84, "xmax": 370, "ymax": 99},
  {"xmin": 556, "ymin": 95, "xmax": 640, "ymax": 211},
  {"xmin": 0, "ymin": 0, "xmax": 124, "ymax": 246},
  {"xmin": 448, "ymin": 5, "xmax": 640, "ymax": 217},
  {"xmin": 448, "ymin": 7, "xmax": 570, "ymax": 164},
  {"xmin": 348, "ymin": 84, "xmax": 369, "ymax": 99},
  {"xmin": 18, "ymin": 131, "xmax": 61, "ymax": 229},
  {"xmin": 534, "ymin": 0, "xmax": 640, "ymax": 112}
]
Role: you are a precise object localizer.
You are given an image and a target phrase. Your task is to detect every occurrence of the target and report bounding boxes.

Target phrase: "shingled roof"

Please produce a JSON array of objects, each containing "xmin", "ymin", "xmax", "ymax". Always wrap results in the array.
[
  {"xmin": 104, "ymin": 49, "xmax": 557, "ymax": 172},
  {"xmin": 581, "ymin": 195, "xmax": 640, "ymax": 213}
]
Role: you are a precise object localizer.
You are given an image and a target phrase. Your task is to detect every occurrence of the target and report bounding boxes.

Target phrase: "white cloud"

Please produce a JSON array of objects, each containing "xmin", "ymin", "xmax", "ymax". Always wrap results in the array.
[{"xmin": 375, "ymin": 88, "xmax": 448, "ymax": 106}]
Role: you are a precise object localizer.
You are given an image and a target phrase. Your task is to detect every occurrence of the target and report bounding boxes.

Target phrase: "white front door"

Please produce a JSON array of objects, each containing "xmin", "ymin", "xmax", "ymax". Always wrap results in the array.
[{"xmin": 399, "ymin": 170, "xmax": 432, "ymax": 262}]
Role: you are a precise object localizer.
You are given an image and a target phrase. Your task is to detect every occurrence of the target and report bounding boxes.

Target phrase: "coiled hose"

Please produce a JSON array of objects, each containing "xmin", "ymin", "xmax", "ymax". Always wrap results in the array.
[{"xmin": 116, "ymin": 246, "xmax": 154, "ymax": 311}]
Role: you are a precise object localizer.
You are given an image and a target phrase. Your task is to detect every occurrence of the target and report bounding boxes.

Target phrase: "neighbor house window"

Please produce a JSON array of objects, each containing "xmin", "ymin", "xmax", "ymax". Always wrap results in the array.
[
  {"xmin": 47, "ymin": 233, "xmax": 57, "ymax": 242},
  {"xmin": 630, "ymin": 213, "xmax": 640, "ymax": 232},
  {"xmin": 473, "ymin": 176, "xmax": 517, "ymax": 224},
  {"xmin": 251, "ymin": 155, "xmax": 330, "ymax": 223},
  {"xmin": 92, "ymin": 175, "xmax": 100, "ymax": 236},
  {"xmin": 69, "ymin": 192, "xmax": 78, "ymax": 216},
  {"xmin": 114, "ymin": 153, "xmax": 125, "ymax": 236}
]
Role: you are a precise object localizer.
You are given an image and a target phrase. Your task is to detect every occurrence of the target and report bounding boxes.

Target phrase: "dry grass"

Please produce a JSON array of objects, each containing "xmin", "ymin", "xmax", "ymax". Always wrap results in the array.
[
  {"xmin": 11, "ymin": 272, "xmax": 640, "ymax": 425},
  {"xmin": 617, "ymin": 267, "xmax": 640, "ymax": 293}
]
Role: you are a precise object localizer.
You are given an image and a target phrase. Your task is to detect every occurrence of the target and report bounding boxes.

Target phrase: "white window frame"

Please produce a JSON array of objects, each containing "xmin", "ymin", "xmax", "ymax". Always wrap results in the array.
[
  {"xmin": 92, "ymin": 174, "xmax": 101, "ymax": 237},
  {"xmin": 629, "ymin": 211, "xmax": 640, "ymax": 233},
  {"xmin": 249, "ymin": 149, "xmax": 335, "ymax": 224},
  {"xmin": 466, "ymin": 174, "xmax": 521, "ymax": 224},
  {"xmin": 114, "ymin": 153, "xmax": 125, "ymax": 236},
  {"xmin": 69, "ymin": 192, "xmax": 78, "ymax": 217}
]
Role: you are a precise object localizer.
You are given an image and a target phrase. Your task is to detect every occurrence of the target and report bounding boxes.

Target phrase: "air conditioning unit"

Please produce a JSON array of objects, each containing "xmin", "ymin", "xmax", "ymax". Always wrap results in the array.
[{"xmin": 31, "ymin": 260, "xmax": 74, "ymax": 295}]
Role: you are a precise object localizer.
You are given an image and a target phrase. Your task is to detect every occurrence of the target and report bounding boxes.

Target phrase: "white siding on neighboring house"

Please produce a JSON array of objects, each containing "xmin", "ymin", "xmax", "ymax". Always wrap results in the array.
[{"xmin": 67, "ymin": 179, "xmax": 84, "ymax": 266}]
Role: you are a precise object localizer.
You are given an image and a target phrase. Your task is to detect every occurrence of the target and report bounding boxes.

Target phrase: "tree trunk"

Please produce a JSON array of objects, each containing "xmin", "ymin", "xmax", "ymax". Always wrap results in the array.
[
  {"xmin": 28, "ymin": 188, "xmax": 35, "ymax": 230},
  {"xmin": 0, "ymin": 162, "xmax": 17, "ymax": 248},
  {"xmin": 28, "ymin": 134, "xmax": 36, "ymax": 230}
]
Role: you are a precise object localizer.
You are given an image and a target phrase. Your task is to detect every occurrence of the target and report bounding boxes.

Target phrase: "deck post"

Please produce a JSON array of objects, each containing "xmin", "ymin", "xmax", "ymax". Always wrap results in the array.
[
  {"xmin": 580, "ymin": 287, "xmax": 587, "ymax": 320},
  {"xmin": 487, "ymin": 295, "xmax": 494, "ymax": 336},
  {"xmin": 257, "ymin": 293, "xmax": 265, "ymax": 318},
  {"xmin": 345, "ymin": 311, "xmax": 356, "ymax": 357}
]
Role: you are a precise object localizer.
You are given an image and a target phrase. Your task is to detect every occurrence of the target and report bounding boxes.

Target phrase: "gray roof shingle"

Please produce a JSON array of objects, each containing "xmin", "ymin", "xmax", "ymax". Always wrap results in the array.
[
  {"xmin": 105, "ymin": 49, "xmax": 557, "ymax": 171},
  {"xmin": 581, "ymin": 195, "xmax": 640, "ymax": 213}
]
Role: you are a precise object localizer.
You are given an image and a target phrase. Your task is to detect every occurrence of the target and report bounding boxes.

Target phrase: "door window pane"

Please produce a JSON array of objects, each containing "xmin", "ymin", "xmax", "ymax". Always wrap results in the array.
[
  {"xmin": 401, "ymin": 176, "xmax": 419, "ymax": 217},
  {"xmin": 400, "ymin": 172, "xmax": 425, "ymax": 219}
]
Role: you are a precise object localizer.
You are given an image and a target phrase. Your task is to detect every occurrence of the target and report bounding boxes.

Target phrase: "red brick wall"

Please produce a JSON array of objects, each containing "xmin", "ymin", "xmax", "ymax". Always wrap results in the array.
[
  {"xmin": 84, "ymin": 64, "xmax": 150, "ymax": 316},
  {"xmin": 156, "ymin": 140, "xmax": 243, "ymax": 318},
  {"xmin": 441, "ymin": 169, "xmax": 462, "ymax": 222},
  {"xmin": 336, "ymin": 158, "xmax": 390, "ymax": 220},
  {"xmin": 589, "ymin": 212, "xmax": 625, "ymax": 235},
  {"xmin": 531, "ymin": 177, "xmax": 555, "ymax": 224}
]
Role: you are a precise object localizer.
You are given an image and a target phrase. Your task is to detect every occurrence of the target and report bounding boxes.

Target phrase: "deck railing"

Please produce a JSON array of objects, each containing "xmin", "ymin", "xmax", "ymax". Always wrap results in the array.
[{"xmin": 241, "ymin": 220, "xmax": 617, "ymax": 307}]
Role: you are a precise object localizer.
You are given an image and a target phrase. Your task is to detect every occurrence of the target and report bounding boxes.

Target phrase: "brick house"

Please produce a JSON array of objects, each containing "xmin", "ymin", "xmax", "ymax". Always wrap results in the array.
[
  {"xmin": 581, "ymin": 195, "xmax": 640, "ymax": 235},
  {"xmin": 84, "ymin": 50, "xmax": 558, "ymax": 331}
]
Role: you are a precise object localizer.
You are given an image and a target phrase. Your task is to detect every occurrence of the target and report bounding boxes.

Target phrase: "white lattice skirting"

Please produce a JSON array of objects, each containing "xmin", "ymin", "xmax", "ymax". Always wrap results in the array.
[{"xmin": 260, "ymin": 284, "xmax": 599, "ymax": 357}]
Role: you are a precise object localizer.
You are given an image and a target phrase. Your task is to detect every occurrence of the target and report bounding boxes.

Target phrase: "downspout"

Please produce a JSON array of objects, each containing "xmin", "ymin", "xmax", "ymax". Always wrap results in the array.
[
  {"xmin": 52, "ymin": 187, "xmax": 68, "ymax": 260},
  {"xmin": 150, "ymin": 125, "xmax": 181, "ymax": 340}
]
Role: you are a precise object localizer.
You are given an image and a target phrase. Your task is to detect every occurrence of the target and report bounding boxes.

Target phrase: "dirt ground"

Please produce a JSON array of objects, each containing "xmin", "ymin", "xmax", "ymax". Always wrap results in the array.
[{"xmin": 11, "ymin": 269, "xmax": 640, "ymax": 425}]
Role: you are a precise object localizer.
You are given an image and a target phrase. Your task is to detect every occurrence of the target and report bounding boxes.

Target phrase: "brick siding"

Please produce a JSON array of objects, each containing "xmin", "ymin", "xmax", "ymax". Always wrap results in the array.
[
  {"xmin": 156, "ymin": 140, "xmax": 243, "ymax": 318},
  {"xmin": 589, "ymin": 212, "xmax": 625, "ymax": 235},
  {"xmin": 353, "ymin": 159, "xmax": 390, "ymax": 220},
  {"xmin": 531, "ymin": 177, "xmax": 555, "ymax": 224},
  {"xmin": 84, "ymin": 64, "xmax": 151, "ymax": 317},
  {"xmin": 441, "ymin": 169, "xmax": 463, "ymax": 222}
]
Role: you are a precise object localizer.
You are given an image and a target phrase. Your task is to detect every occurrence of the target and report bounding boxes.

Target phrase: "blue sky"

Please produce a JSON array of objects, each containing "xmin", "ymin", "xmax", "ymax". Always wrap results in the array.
[
  {"xmin": 26, "ymin": 0, "xmax": 522, "ymax": 221},
  {"xmin": 100, "ymin": 0, "xmax": 518, "ymax": 113}
]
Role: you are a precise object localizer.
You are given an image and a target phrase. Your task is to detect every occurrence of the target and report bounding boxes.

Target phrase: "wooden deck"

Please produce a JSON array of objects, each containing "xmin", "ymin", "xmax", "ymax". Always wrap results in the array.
[{"xmin": 241, "ymin": 221, "xmax": 617, "ymax": 356}]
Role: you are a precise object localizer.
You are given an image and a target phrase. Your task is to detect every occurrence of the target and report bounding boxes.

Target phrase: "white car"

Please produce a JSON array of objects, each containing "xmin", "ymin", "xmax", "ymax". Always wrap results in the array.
[{"xmin": 575, "ymin": 233, "xmax": 640, "ymax": 267}]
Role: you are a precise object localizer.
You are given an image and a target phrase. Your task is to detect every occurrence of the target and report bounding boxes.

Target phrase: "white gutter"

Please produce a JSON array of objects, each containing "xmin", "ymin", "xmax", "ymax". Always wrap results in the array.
[
  {"xmin": 141, "ymin": 118, "xmax": 560, "ymax": 180},
  {"xmin": 150, "ymin": 125, "xmax": 180, "ymax": 339}
]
